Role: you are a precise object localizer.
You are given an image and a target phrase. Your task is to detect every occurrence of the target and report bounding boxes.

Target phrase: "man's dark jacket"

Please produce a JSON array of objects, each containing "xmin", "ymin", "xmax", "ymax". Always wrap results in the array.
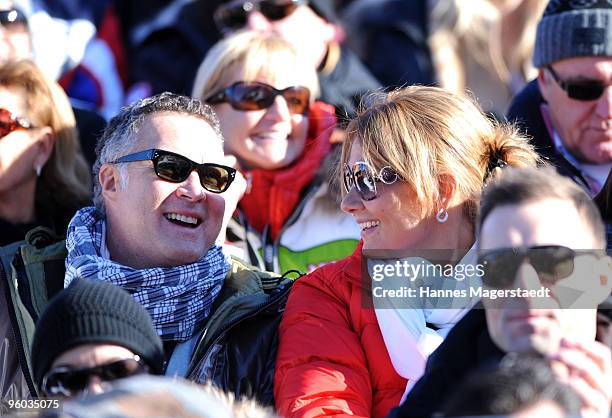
[
  {"xmin": 387, "ymin": 309, "xmax": 504, "ymax": 418},
  {"xmin": 0, "ymin": 228, "xmax": 291, "ymax": 407}
]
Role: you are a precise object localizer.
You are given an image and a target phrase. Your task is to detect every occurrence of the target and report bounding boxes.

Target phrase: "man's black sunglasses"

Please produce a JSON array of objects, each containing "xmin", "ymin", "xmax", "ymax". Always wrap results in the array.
[
  {"xmin": 206, "ymin": 81, "xmax": 310, "ymax": 115},
  {"xmin": 41, "ymin": 356, "xmax": 148, "ymax": 397},
  {"xmin": 477, "ymin": 245, "xmax": 603, "ymax": 289},
  {"xmin": 547, "ymin": 65, "xmax": 612, "ymax": 101},
  {"xmin": 112, "ymin": 149, "xmax": 236, "ymax": 193},
  {"xmin": 0, "ymin": 8, "xmax": 28, "ymax": 29},
  {"xmin": 214, "ymin": 0, "xmax": 307, "ymax": 32}
]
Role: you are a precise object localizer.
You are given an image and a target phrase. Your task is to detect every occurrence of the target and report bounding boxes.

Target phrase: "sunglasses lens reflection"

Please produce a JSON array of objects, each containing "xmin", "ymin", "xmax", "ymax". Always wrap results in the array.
[
  {"xmin": 0, "ymin": 109, "xmax": 19, "ymax": 138},
  {"xmin": 480, "ymin": 246, "xmax": 577, "ymax": 289},
  {"xmin": 155, "ymin": 153, "xmax": 192, "ymax": 183},
  {"xmin": 259, "ymin": 1, "xmax": 299, "ymax": 20},
  {"xmin": 232, "ymin": 84, "xmax": 275, "ymax": 111},
  {"xmin": 154, "ymin": 152, "xmax": 234, "ymax": 193},
  {"xmin": 354, "ymin": 164, "xmax": 377, "ymax": 201},
  {"xmin": 567, "ymin": 83, "xmax": 605, "ymax": 101},
  {"xmin": 44, "ymin": 358, "xmax": 146, "ymax": 397},
  {"xmin": 198, "ymin": 165, "xmax": 231, "ymax": 192},
  {"xmin": 528, "ymin": 247, "xmax": 575, "ymax": 283},
  {"xmin": 229, "ymin": 83, "xmax": 309, "ymax": 114}
]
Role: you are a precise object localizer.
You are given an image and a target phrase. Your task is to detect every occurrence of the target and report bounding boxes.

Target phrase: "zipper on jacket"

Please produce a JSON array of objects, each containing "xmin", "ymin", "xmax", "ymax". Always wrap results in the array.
[
  {"xmin": 186, "ymin": 283, "xmax": 292, "ymax": 380},
  {"xmin": 0, "ymin": 257, "xmax": 38, "ymax": 397},
  {"xmin": 12, "ymin": 254, "xmax": 34, "ymax": 321}
]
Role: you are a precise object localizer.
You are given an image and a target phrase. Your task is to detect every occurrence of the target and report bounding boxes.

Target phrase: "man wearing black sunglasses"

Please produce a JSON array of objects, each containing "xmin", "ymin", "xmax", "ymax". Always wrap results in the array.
[
  {"xmin": 389, "ymin": 167, "xmax": 612, "ymax": 418},
  {"xmin": 508, "ymin": 0, "xmax": 612, "ymax": 198},
  {"xmin": 1, "ymin": 92, "xmax": 293, "ymax": 404},
  {"xmin": 213, "ymin": 0, "xmax": 380, "ymax": 123}
]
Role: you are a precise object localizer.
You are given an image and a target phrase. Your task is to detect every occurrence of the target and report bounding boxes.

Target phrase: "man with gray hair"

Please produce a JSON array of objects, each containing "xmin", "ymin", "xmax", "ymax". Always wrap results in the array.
[
  {"xmin": 508, "ymin": 0, "xmax": 612, "ymax": 196},
  {"xmin": 1, "ymin": 92, "xmax": 292, "ymax": 405},
  {"xmin": 65, "ymin": 92, "xmax": 237, "ymax": 341}
]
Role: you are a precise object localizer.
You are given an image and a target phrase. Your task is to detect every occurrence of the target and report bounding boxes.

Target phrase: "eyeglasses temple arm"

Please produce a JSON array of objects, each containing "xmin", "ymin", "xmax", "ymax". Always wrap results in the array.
[{"xmin": 112, "ymin": 149, "xmax": 156, "ymax": 164}]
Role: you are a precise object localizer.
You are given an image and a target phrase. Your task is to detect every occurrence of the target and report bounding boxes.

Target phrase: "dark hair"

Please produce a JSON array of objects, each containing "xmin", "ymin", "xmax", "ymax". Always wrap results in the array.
[
  {"xmin": 478, "ymin": 166, "xmax": 605, "ymax": 248},
  {"xmin": 32, "ymin": 278, "xmax": 165, "ymax": 388},
  {"xmin": 442, "ymin": 354, "xmax": 581, "ymax": 417}
]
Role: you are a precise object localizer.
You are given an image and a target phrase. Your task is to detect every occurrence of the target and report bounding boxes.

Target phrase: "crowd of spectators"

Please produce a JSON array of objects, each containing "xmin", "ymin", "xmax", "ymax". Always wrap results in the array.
[{"xmin": 0, "ymin": 1, "xmax": 611, "ymax": 417}]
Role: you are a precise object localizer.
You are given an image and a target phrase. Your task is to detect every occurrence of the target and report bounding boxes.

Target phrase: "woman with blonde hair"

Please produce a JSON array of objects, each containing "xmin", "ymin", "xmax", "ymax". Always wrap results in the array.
[
  {"xmin": 0, "ymin": 59, "xmax": 91, "ymax": 244},
  {"xmin": 275, "ymin": 86, "xmax": 541, "ymax": 418},
  {"xmin": 192, "ymin": 30, "xmax": 360, "ymax": 274}
]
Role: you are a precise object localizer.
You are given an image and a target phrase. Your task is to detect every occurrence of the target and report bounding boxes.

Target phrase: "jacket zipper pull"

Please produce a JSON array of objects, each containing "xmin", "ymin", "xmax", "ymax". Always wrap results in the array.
[{"xmin": 262, "ymin": 225, "xmax": 274, "ymax": 271}]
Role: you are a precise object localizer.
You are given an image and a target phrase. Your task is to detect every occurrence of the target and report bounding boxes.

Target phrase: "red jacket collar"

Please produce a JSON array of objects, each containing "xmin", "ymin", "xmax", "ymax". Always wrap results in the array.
[{"xmin": 239, "ymin": 101, "xmax": 336, "ymax": 240}]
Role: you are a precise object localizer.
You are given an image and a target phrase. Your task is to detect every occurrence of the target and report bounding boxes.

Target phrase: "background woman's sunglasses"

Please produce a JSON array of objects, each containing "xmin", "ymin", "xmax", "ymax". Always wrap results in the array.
[
  {"xmin": 214, "ymin": 0, "xmax": 306, "ymax": 32},
  {"xmin": 0, "ymin": 8, "xmax": 28, "ymax": 30},
  {"xmin": 343, "ymin": 161, "xmax": 399, "ymax": 201},
  {"xmin": 0, "ymin": 108, "xmax": 34, "ymax": 138},
  {"xmin": 112, "ymin": 149, "xmax": 236, "ymax": 193},
  {"xmin": 206, "ymin": 81, "xmax": 310, "ymax": 115},
  {"xmin": 546, "ymin": 65, "xmax": 612, "ymax": 101},
  {"xmin": 42, "ymin": 356, "xmax": 148, "ymax": 397},
  {"xmin": 477, "ymin": 245, "xmax": 603, "ymax": 289}
]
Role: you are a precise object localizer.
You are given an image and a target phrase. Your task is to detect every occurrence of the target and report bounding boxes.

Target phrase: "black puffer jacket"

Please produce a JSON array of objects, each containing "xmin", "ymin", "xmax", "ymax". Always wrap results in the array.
[
  {"xmin": 386, "ymin": 309, "xmax": 505, "ymax": 418},
  {"xmin": 184, "ymin": 258, "xmax": 294, "ymax": 407}
]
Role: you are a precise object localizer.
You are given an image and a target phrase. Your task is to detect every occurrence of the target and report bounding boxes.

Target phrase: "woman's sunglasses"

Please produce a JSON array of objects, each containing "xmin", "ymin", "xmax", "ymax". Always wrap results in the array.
[
  {"xmin": 214, "ymin": 0, "xmax": 306, "ymax": 32},
  {"xmin": 206, "ymin": 81, "xmax": 310, "ymax": 115},
  {"xmin": 41, "ymin": 356, "xmax": 148, "ymax": 397},
  {"xmin": 112, "ymin": 149, "xmax": 236, "ymax": 193},
  {"xmin": 0, "ymin": 108, "xmax": 34, "ymax": 138},
  {"xmin": 0, "ymin": 8, "xmax": 28, "ymax": 30},
  {"xmin": 477, "ymin": 245, "xmax": 603, "ymax": 289},
  {"xmin": 547, "ymin": 65, "xmax": 612, "ymax": 101},
  {"xmin": 343, "ymin": 161, "xmax": 399, "ymax": 201}
]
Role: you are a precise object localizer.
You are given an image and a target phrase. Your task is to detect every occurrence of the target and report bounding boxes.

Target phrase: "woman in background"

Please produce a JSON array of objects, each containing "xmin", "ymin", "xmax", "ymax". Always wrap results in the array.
[
  {"xmin": 0, "ymin": 60, "xmax": 91, "ymax": 244},
  {"xmin": 192, "ymin": 30, "xmax": 360, "ymax": 274},
  {"xmin": 275, "ymin": 86, "xmax": 540, "ymax": 418}
]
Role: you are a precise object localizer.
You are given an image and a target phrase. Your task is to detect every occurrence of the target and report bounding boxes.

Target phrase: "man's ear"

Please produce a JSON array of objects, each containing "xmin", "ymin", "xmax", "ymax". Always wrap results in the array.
[
  {"xmin": 33, "ymin": 127, "xmax": 55, "ymax": 171},
  {"xmin": 99, "ymin": 164, "xmax": 121, "ymax": 203},
  {"xmin": 537, "ymin": 68, "xmax": 551, "ymax": 103}
]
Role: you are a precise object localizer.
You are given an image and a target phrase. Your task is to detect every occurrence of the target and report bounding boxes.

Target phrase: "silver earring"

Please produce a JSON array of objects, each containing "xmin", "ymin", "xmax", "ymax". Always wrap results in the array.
[
  {"xmin": 436, "ymin": 208, "xmax": 448, "ymax": 223},
  {"xmin": 35, "ymin": 164, "xmax": 41, "ymax": 177}
]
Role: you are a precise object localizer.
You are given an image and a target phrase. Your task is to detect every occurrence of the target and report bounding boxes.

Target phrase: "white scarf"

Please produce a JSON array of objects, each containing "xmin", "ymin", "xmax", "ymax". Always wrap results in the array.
[{"xmin": 372, "ymin": 244, "xmax": 480, "ymax": 402}]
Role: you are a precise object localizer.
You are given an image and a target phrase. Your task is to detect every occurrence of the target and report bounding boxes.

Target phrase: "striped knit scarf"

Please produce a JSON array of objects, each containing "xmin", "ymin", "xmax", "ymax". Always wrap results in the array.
[{"xmin": 64, "ymin": 207, "xmax": 228, "ymax": 342}]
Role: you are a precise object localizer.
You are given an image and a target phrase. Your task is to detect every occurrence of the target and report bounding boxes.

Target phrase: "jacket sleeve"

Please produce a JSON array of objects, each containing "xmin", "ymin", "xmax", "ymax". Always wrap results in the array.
[{"xmin": 274, "ymin": 268, "xmax": 372, "ymax": 417}]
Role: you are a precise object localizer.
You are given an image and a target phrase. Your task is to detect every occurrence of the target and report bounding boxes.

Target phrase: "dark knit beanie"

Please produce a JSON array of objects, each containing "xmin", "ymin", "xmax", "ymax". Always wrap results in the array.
[
  {"xmin": 534, "ymin": 0, "xmax": 612, "ymax": 68},
  {"xmin": 31, "ymin": 278, "xmax": 165, "ymax": 388}
]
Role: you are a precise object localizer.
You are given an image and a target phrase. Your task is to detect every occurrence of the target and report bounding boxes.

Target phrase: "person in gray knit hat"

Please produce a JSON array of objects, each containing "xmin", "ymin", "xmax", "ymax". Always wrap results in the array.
[
  {"xmin": 508, "ymin": 0, "xmax": 612, "ymax": 197},
  {"xmin": 31, "ymin": 278, "xmax": 164, "ymax": 398}
]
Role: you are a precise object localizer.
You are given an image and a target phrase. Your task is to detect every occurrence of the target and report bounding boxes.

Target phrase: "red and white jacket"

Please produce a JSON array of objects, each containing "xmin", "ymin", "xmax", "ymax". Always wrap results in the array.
[{"xmin": 275, "ymin": 244, "xmax": 406, "ymax": 418}]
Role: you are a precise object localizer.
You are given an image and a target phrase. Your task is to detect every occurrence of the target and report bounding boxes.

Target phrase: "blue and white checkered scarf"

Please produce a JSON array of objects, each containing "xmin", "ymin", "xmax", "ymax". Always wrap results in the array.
[{"xmin": 65, "ymin": 207, "xmax": 229, "ymax": 342}]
